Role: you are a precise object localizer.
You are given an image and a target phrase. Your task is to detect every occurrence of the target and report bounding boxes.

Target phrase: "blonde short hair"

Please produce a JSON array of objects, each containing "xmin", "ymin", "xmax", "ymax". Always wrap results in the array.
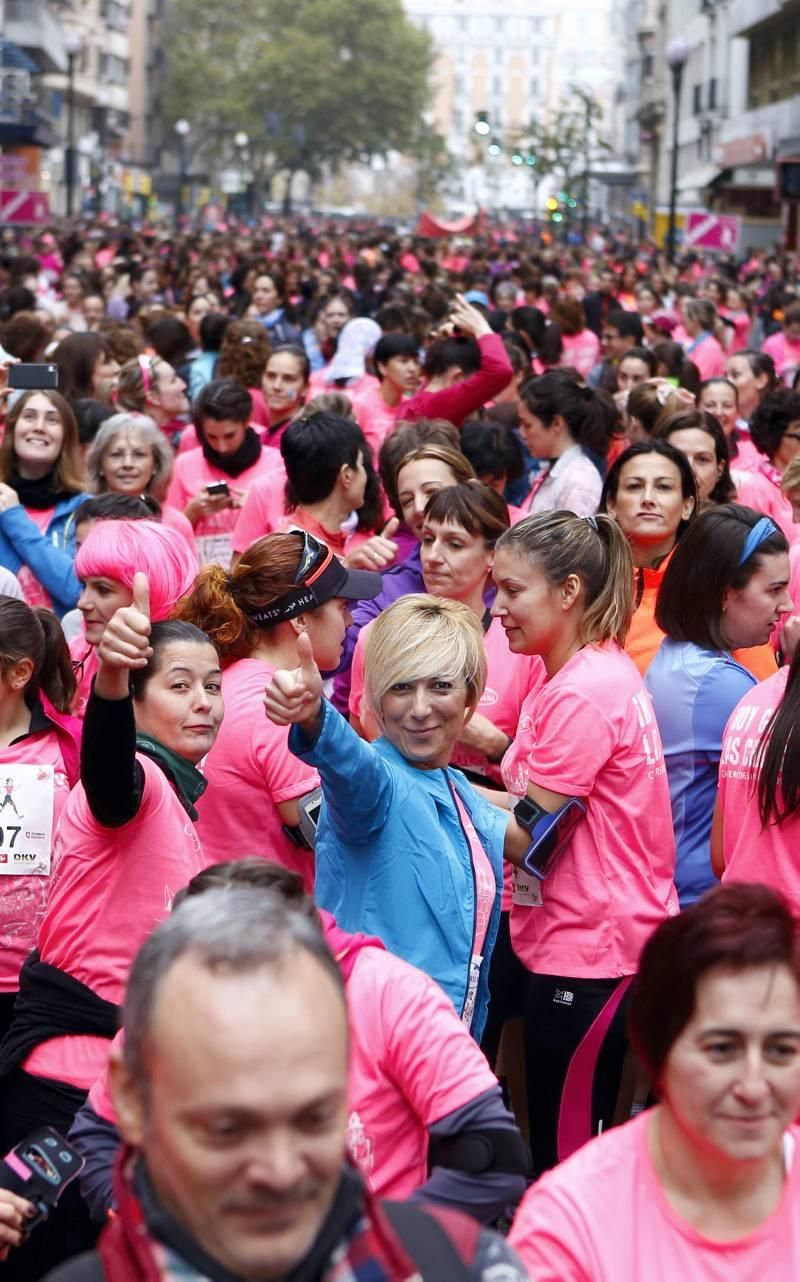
[{"xmin": 364, "ymin": 594, "xmax": 487, "ymax": 727}]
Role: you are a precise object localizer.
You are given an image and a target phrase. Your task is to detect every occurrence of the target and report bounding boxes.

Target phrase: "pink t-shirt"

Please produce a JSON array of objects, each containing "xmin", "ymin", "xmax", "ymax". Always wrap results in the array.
[
  {"xmin": 509, "ymin": 1111, "xmax": 800, "ymax": 1282},
  {"xmin": 0, "ymin": 728, "xmax": 73, "ymax": 992},
  {"xmin": 160, "ymin": 503, "xmax": 199, "ymax": 561},
  {"xmin": 16, "ymin": 506, "xmax": 55, "ymax": 608},
  {"xmin": 560, "ymin": 330, "xmax": 600, "ymax": 378},
  {"xmin": 686, "ymin": 333, "xmax": 726, "ymax": 380},
  {"xmin": 733, "ymin": 464, "xmax": 800, "ymax": 547},
  {"xmin": 350, "ymin": 382, "xmax": 403, "ymax": 454},
  {"xmin": 344, "ymin": 944, "xmax": 499, "ymax": 1197},
  {"xmin": 26, "ymin": 754, "xmax": 207, "ymax": 1088},
  {"xmin": 730, "ymin": 434, "xmax": 764, "ymax": 475},
  {"xmin": 763, "ymin": 331, "xmax": 800, "ymax": 380},
  {"xmin": 502, "ymin": 642, "xmax": 677, "ymax": 977},
  {"xmin": 719, "ymin": 667, "xmax": 800, "ymax": 909},
  {"xmin": 231, "ymin": 465, "xmax": 288, "ymax": 555},
  {"xmin": 88, "ymin": 939, "xmax": 500, "ymax": 1202},
  {"xmin": 195, "ymin": 658, "xmax": 319, "ymax": 891},
  {"xmin": 166, "ymin": 447, "xmax": 277, "ymax": 567}
]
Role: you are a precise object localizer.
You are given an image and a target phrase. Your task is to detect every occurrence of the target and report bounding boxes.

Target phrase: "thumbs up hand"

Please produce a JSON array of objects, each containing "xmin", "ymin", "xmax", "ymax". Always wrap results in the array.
[
  {"xmin": 264, "ymin": 631, "xmax": 324, "ymax": 729},
  {"xmin": 97, "ymin": 572, "xmax": 154, "ymax": 672},
  {"xmin": 345, "ymin": 517, "xmax": 399, "ymax": 571}
]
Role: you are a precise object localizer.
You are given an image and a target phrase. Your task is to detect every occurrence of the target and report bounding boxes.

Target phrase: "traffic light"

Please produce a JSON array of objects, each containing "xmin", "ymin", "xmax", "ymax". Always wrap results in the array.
[
  {"xmin": 526, "ymin": 153, "xmax": 537, "ymax": 166},
  {"xmin": 511, "ymin": 151, "xmax": 524, "ymax": 166},
  {"xmin": 487, "ymin": 142, "xmax": 502, "ymax": 157},
  {"xmin": 474, "ymin": 112, "xmax": 491, "ymax": 136},
  {"xmin": 546, "ymin": 197, "xmax": 558, "ymax": 211}
]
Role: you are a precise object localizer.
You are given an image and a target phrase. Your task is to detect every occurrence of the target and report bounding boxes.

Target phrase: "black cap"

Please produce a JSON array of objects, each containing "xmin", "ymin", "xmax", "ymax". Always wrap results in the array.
[{"xmin": 245, "ymin": 532, "xmax": 382, "ymax": 627}]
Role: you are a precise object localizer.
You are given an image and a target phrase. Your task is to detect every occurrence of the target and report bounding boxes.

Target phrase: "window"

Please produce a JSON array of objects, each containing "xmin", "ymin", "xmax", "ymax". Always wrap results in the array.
[
  {"xmin": 708, "ymin": 77, "xmax": 717, "ymax": 109},
  {"xmin": 642, "ymin": 52, "xmax": 654, "ymax": 79},
  {"xmin": 748, "ymin": 16, "xmax": 800, "ymax": 108},
  {"xmin": 692, "ymin": 83, "xmax": 702, "ymax": 113}
]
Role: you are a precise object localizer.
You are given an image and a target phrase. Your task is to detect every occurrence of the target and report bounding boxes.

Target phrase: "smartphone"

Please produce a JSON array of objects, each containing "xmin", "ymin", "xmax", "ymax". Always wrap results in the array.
[
  {"xmin": 298, "ymin": 787, "xmax": 322, "ymax": 849},
  {"xmin": 0, "ymin": 1127, "xmax": 85, "ymax": 1233},
  {"xmin": 521, "ymin": 798, "xmax": 587, "ymax": 881},
  {"xmin": 8, "ymin": 364, "xmax": 59, "ymax": 391},
  {"xmin": 206, "ymin": 481, "xmax": 230, "ymax": 497}
]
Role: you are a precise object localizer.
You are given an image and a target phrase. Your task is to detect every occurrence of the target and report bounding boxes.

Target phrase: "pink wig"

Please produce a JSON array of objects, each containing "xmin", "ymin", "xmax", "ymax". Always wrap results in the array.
[{"xmin": 75, "ymin": 520, "xmax": 197, "ymax": 622}]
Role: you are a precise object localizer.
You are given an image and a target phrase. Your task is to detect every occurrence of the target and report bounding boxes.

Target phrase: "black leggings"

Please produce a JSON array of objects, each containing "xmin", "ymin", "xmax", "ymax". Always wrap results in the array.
[
  {"xmin": 0, "ymin": 1070, "xmax": 99, "ymax": 1280},
  {"xmin": 481, "ymin": 911, "xmax": 530, "ymax": 1068},
  {"xmin": 523, "ymin": 972, "xmax": 631, "ymax": 1177}
]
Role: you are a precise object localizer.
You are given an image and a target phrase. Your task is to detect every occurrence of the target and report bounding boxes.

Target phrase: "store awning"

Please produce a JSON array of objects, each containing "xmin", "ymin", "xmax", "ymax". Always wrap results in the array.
[{"xmin": 676, "ymin": 164, "xmax": 725, "ymax": 192}]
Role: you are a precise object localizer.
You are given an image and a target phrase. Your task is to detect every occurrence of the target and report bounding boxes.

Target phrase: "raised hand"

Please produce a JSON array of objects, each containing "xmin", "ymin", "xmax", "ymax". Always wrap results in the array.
[
  {"xmin": 264, "ymin": 631, "xmax": 324, "ymax": 729},
  {"xmin": 345, "ymin": 517, "xmax": 399, "ymax": 570},
  {"xmin": 98, "ymin": 572, "xmax": 153, "ymax": 671},
  {"xmin": 449, "ymin": 293, "xmax": 492, "ymax": 339}
]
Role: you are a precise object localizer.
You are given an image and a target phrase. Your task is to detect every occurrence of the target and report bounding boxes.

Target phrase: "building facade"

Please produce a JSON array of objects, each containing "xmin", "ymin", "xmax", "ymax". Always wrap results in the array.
[
  {"xmin": 403, "ymin": 0, "xmax": 625, "ymax": 212},
  {"xmin": 2, "ymin": 0, "xmax": 131, "ymax": 216}
]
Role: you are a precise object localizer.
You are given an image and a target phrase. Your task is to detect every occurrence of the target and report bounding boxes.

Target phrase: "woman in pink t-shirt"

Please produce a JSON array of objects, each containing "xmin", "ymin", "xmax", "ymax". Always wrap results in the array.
[
  {"xmin": 546, "ymin": 299, "xmax": 600, "ymax": 379},
  {"xmin": 167, "ymin": 380, "xmax": 279, "ymax": 569},
  {"xmin": 682, "ymin": 299, "xmax": 726, "ymax": 381},
  {"xmin": 762, "ymin": 303, "xmax": 800, "ymax": 382},
  {"xmin": 715, "ymin": 643, "xmax": 800, "ymax": 909},
  {"xmin": 0, "ymin": 599, "xmax": 80, "ymax": 1042},
  {"xmin": 115, "ymin": 354, "xmax": 189, "ymax": 447},
  {"xmin": 510, "ymin": 883, "xmax": 800, "ymax": 1282},
  {"xmin": 491, "ymin": 511, "xmax": 677, "ymax": 1175},
  {"xmin": 351, "ymin": 333, "xmax": 421, "ymax": 454},
  {"xmin": 175, "ymin": 530, "xmax": 381, "ymax": 889},
  {"xmin": 69, "ymin": 518, "xmax": 198, "ymax": 718},
  {"xmin": 85, "ymin": 411, "xmax": 197, "ymax": 558},
  {"xmin": 0, "ymin": 579, "xmax": 223, "ymax": 1161}
]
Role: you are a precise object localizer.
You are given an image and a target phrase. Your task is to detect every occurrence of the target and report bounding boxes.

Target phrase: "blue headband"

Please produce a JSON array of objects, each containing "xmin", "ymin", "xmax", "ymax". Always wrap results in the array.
[{"xmin": 737, "ymin": 517, "xmax": 778, "ymax": 568}]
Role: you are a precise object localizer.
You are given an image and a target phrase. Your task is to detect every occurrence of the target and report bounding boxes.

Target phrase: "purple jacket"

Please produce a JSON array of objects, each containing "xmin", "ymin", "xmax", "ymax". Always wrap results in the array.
[{"xmin": 332, "ymin": 542, "xmax": 423, "ymax": 713}]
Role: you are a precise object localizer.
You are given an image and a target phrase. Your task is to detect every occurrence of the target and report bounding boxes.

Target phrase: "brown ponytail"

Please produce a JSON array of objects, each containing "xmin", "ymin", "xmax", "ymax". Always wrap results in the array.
[
  {"xmin": 0, "ymin": 599, "xmax": 76, "ymax": 714},
  {"xmin": 173, "ymin": 533, "xmax": 305, "ymax": 663},
  {"xmin": 496, "ymin": 511, "xmax": 633, "ymax": 647}
]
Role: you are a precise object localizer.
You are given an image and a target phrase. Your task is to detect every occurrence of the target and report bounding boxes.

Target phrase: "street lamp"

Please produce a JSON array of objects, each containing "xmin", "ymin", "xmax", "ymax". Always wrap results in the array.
[
  {"xmin": 63, "ymin": 28, "xmax": 83, "ymax": 219},
  {"xmin": 666, "ymin": 36, "xmax": 690, "ymax": 264},
  {"xmin": 174, "ymin": 118, "xmax": 190, "ymax": 225},
  {"xmin": 234, "ymin": 131, "xmax": 250, "ymax": 217}
]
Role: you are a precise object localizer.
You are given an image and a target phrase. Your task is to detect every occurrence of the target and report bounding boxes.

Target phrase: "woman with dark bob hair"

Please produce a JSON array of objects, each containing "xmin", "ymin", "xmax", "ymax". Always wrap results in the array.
[
  {"xmin": 645, "ymin": 506, "xmax": 792, "ymax": 906},
  {"xmin": 510, "ymin": 882, "xmax": 800, "ymax": 1279}
]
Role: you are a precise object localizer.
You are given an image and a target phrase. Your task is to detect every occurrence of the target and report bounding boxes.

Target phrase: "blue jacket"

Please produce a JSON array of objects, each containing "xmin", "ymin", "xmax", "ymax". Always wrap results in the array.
[
  {"xmin": 290, "ymin": 699, "xmax": 507, "ymax": 1041},
  {"xmin": 0, "ymin": 494, "xmax": 87, "ymax": 617}
]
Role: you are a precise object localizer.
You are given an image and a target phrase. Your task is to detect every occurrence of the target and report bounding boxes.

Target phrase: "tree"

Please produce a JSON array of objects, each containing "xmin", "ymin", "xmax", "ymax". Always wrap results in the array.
[
  {"xmin": 161, "ymin": 0, "xmax": 434, "ymax": 210},
  {"xmin": 521, "ymin": 87, "xmax": 610, "ymax": 227}
]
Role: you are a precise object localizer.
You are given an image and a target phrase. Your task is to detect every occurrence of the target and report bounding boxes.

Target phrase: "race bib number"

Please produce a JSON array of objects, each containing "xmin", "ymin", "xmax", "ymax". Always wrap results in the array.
[
  {"xmin": 462, "ymin": 954, "xmax": 483, "ymax": 1029},
  {"xmin": 197, "ymin": 531, "xmax": 234, "ymax": 569},
  {"xmin": 0, "ymin": 764, "xmax": 55, "ymax": 876},
  {"xmin": 512, "ymin": 866, "xmax": 543, "ymax": 908}
]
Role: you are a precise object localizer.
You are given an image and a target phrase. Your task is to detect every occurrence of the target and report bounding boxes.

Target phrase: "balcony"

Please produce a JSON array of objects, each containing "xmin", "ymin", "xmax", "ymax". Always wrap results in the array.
[{"xmin": 5, "ymin": 0, "xmax": 67, "ymax": 75}]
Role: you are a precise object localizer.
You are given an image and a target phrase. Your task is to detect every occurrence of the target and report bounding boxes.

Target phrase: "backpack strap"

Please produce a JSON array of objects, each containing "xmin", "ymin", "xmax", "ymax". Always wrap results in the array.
[{"xmin": 383, "ymin": 1200, "xmax": 480, "ymax": 1282}]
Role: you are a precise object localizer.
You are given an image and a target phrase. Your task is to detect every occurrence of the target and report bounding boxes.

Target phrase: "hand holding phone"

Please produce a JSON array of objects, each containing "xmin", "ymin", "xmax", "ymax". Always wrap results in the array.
[{"xmin": 0, "ymin": 1128, "xmax": 85, "ymax": 1237}]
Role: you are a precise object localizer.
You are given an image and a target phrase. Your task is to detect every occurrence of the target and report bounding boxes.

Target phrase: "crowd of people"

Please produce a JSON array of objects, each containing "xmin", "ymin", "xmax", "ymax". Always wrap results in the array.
[{"xmin": 0, "ymin": 216, "xmax": 797, "ymax": 1280}]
